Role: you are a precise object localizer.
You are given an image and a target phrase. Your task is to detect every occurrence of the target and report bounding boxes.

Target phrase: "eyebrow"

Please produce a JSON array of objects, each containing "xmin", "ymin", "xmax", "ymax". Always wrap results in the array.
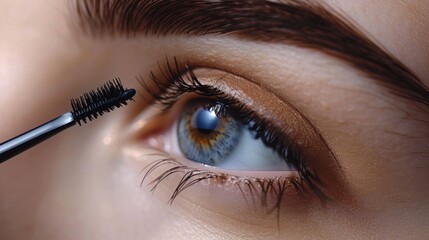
[{"xmin": 75, "ymin": 0, "xmax": 429, "ymax": 106}]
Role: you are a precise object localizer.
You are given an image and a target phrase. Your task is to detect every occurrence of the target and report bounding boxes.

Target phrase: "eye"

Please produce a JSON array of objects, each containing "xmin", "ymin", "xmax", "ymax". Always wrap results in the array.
[
  {"xmin": 176, "ymin": 98, "xmax": 294, "ymax": 171},
  {"xmin": 128, "ymin": 59, "xmax": 349, "ymax": 212}
]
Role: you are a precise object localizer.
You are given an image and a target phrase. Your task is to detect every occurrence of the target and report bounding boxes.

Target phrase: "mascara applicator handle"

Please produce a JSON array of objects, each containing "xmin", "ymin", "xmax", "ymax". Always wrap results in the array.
[{"xmin": 0, "ymin": 113, "xmax": 75, "ymax": 163}]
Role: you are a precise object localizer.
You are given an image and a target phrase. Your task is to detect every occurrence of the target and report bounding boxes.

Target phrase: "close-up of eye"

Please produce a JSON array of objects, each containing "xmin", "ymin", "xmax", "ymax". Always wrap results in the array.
[
  {"xmin": 127, "ymin": 62, "xmax": 346, "ymax": 213},
  {"xmin": 0, "ymin": 0, "xmax": 428, "ymax": 240}
]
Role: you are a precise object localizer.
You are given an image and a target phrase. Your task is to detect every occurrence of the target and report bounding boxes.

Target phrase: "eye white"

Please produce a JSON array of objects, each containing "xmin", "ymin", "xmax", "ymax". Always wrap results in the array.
[{"xmin": 165, "ymin": 118, "xmax": 295, "ymax": 171}]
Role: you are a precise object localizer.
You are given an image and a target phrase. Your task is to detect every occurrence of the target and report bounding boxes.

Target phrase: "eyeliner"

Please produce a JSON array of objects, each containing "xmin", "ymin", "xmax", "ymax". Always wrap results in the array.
[{"xmin": 0, "ymin": 78, "xmax": 135, "ymax": 164}]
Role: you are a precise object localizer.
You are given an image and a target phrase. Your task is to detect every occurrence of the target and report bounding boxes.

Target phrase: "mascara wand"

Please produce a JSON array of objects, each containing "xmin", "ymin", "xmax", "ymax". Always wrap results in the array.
[{"xmin": 0, "ymin": 78, "xmax": 136, "ymax": 164}]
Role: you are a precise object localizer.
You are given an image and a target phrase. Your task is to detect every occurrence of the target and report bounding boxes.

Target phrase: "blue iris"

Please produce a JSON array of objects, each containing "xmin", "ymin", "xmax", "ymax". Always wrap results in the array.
[{"xmin": 178, "ymin": 100, "xmax": 243, "ymax": 166}]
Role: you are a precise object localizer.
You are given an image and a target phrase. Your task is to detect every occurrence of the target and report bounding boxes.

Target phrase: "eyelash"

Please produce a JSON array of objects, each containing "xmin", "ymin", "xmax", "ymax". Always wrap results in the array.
[{"xmin": 137, "ymin": 58, "xmax": 328, "ymax": 213}]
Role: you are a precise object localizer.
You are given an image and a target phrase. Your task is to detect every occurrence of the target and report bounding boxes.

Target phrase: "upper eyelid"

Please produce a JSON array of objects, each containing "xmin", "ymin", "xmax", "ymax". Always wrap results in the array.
[{"xmin": 75, "ymin": 0, "xmax": 429, "ymax": 108}]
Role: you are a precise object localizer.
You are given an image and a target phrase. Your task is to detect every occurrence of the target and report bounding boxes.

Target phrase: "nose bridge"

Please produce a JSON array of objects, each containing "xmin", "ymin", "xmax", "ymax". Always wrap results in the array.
[{"xmin": 0, "ymin": 1, "xmax": 76, "ymax": 138}]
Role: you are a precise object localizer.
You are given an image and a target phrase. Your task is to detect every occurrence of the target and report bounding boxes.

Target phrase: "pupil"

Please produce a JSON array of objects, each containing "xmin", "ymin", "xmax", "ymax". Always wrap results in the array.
[
  {"xmin": 178, "ymin": 99, "xmax": 243, "ymax": 166},
  {"xmin": 191, "ymin": 108, "xmax": 219, "ymax": 134}
]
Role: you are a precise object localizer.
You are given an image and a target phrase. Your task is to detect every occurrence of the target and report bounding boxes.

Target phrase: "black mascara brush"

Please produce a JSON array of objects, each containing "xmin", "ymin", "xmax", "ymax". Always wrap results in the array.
[{"xmin": 0, "ymin": 78, "xmax": 136, "ymax": 163}]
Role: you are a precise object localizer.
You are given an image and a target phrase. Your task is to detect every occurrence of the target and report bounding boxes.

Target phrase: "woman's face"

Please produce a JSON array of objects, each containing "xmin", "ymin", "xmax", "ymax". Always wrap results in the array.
[{"xmin": 1, "ymin": 0, "xmax": 428, "ymax": 239}]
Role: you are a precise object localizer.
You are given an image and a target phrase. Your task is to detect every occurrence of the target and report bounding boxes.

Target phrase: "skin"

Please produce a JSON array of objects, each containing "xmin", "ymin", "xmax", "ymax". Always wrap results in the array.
[{"xmin": 0, "ymin": 0, "xmax": 428, "ymax": 239}]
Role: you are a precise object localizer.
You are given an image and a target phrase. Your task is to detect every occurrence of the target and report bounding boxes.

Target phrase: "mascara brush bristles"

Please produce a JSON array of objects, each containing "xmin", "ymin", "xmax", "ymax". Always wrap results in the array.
[{"xmin": 71, "ymin": 78, "xmax": 136, "ymax": 125}]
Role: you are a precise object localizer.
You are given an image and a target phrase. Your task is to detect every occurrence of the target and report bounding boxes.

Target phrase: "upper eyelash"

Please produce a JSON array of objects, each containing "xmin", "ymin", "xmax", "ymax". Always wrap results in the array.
[
  {"xmin": 138, "ymin": 59, "xmax": 233, "ymax": 110},
  {"xmin": 137, "ymin": 57, "xmax": 328, "ymax": 201}
]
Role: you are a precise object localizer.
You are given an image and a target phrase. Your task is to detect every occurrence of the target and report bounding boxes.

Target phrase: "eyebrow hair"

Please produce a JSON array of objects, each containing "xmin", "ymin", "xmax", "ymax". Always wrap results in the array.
[{"xmin": 75, "ymin": 0, "xmax": 429, "ymax": 106}]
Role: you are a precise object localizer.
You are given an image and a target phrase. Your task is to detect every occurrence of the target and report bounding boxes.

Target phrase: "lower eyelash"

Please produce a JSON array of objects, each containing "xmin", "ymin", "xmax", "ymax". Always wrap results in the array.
[{"xmin": 139, "ymin": 153, "xmax": 311, "ymax": 219}]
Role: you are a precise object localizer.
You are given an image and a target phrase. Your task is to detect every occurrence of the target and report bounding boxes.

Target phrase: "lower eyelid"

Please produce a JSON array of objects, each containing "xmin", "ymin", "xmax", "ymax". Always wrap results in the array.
[{"xmin": 122, "ymin": 144, "xmax": 312, "ymax": 219}]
